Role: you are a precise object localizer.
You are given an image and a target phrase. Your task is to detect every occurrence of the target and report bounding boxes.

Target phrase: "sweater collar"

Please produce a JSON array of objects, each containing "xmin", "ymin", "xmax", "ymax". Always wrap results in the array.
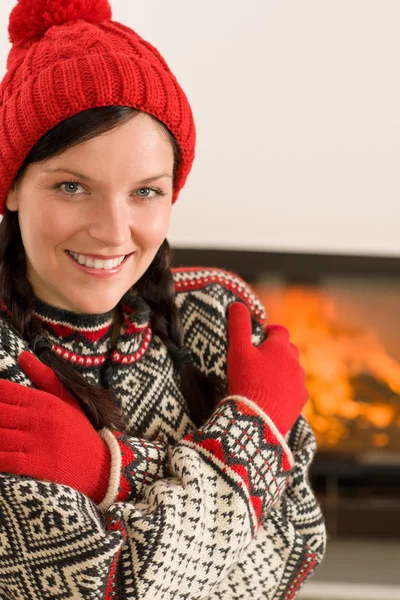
[
  {"xmin": 33, "ymin": 287, "xmax": 152, "ymax": 363},
  {"xmin": 33, "ymin": 298, "xmax": 113, "ymax": 342}
]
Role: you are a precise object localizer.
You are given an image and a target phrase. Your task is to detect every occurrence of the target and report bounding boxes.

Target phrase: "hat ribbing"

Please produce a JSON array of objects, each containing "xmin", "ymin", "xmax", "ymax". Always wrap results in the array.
[{"xmin": 0, "ymin": 0, "xmax": 196, "ymax": 213}]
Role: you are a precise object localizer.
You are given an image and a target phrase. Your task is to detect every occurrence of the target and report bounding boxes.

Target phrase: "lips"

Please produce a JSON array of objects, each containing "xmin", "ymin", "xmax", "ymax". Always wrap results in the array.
[
  {"xmin": 65, "ymin": 248, "xmax": 133, "ymax": 278},
  {"xmin": 68, "ymin": 251, "xmax": 132, "ymax": 259},
  {"xmin": 67, "ymin": 250, "xmax": 126, "ymax": 267}
]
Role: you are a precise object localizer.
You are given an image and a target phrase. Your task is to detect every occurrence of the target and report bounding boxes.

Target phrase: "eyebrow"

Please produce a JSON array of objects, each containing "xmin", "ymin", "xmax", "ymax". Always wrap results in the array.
[{"xmin": 42, "ymin": 167, "xmax": 172, "ymax": 185}]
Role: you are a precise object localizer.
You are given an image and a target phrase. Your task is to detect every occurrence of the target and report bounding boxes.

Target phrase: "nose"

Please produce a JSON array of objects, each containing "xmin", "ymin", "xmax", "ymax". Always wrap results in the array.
[{"xmin": 87, "ymin": 197, "xmax": 131, "ymax": 249}]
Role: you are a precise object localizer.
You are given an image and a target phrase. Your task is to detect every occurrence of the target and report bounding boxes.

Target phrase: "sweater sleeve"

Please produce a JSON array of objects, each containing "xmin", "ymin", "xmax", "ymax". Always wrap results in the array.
[
  {"xmin": 205, "ymin": 415, "xmax": 327, "ymax": 600},
  {"xmin": 0, "ymin": 392, "xmax": 293, "ymax": 600}
]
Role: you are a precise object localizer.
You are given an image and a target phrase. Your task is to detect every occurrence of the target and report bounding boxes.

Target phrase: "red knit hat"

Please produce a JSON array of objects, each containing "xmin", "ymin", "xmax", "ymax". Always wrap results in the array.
[{"xmin": 0, "ymin": 0, "xmax": 196, "ymax": 214}]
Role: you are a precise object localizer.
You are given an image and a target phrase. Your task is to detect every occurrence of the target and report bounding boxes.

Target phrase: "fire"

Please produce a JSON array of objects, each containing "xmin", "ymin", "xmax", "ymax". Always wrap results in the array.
[{"xmin": 253, "ymin": 284, "xmax": 400, "ymax": 452}]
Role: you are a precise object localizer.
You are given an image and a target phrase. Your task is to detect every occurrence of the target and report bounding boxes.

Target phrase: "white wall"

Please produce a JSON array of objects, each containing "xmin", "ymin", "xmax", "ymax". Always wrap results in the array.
[{"xmin": 1, "ymin": 1, "xmax": 399, "ymax": 256}]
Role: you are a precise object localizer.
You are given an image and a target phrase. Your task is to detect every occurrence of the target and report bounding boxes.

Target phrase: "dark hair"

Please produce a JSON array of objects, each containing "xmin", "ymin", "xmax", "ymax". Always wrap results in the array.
[{"xmin": 0, "ymin": 106, "xmax": 224, "ymax": 431}]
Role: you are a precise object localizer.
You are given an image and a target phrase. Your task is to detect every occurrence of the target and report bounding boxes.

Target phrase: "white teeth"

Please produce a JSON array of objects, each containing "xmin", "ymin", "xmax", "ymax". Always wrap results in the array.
[
  {"xmin": 68, "ymin": 251, "xmax": 125, "ymax": 269},
  {"xmin": 85, "ymin": 257, "xmax": 94, "ymax": 267}
]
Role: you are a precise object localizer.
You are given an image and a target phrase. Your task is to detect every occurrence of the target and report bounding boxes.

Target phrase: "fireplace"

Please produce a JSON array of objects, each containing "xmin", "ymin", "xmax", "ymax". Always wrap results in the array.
[
  {"xmin": 251, "ymin": 278, "xmax": 400, "ymax": 457},
  {"xmin": 172, "ymin": 248, "xmax": 400, "ymax": 539}
]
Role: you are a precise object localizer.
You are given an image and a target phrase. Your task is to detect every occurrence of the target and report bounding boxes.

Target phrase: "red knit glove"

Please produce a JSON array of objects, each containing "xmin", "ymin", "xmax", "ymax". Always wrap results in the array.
[
  {"xmin": 227, "ymin": 302, "xmax": 308, "ymax": 435},
  {"xmin": 0, "ymin": 351, "xmax": 111, "ymax": 504}
]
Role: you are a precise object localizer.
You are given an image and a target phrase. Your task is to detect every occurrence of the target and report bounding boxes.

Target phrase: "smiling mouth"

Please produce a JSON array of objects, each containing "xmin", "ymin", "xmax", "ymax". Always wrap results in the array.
[{"xmin": 65, "ymin": 250, "xmax": 133, "ymax": 270}]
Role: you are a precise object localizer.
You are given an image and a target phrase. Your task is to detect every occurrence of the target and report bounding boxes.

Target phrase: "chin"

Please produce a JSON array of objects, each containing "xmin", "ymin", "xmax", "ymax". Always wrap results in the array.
[{"xmin": 63, "ymin": 291, "xmax": 125, "ymax": 315}]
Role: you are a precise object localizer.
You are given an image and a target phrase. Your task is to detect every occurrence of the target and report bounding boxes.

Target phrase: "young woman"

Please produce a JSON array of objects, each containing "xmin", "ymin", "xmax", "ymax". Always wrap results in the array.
[{"xmin": 0, "ymin": 1, "xmax": 326, "ymax": 598}]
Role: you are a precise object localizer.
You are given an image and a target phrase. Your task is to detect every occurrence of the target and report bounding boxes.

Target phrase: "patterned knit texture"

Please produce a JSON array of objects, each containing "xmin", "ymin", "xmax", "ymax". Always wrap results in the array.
[
  {"xmin": 0, "ymin": 268, "xmax": 327, "ymax": 599},
  {"xmin": 0, "ymin": 0, "xmax": 196, "ymax": 213}
]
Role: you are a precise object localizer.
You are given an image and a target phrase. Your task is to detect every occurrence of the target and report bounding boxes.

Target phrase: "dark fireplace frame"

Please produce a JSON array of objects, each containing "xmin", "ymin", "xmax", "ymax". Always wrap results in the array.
[{"xmin": 171, "ymin": 247, "xmax": 400, "ymax": 282}]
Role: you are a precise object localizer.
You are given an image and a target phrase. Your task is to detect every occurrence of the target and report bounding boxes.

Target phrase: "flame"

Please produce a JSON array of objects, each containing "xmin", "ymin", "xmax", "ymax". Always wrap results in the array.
[{"xmin": 253, "ymin": 284, "xmax": 400, "ymax": 452}]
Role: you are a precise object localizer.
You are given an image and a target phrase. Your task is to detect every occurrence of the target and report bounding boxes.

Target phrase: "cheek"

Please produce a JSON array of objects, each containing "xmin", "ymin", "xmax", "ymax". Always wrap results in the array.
[
  {"xmin": 19, "ymin": 202, "xmax": 71, "ymax": 257},
  {"xmin": 133, "ymin": 206, "xmax": 171, "ymax": 247}
]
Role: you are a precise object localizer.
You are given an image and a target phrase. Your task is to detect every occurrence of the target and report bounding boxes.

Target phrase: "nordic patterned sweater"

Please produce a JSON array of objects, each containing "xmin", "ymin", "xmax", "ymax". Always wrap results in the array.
[{"xmin": 0, "ymin": 267, "xmax": 326, "ymax": 600}]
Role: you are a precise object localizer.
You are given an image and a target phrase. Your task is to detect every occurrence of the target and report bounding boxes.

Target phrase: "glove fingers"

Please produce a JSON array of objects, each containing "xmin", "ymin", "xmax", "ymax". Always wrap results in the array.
[
  {"xmin": 18, "ymin": 351, "xmax": 61, "ymax": 392},
  {"xmin": 300, "ymin": 385, "xmax": 310, "ymax": 411},
  {"xmin": 0, "ymin": 379, "xmax": 26, "ymax": 404},
  {"xmin": 265, "ymin": 324, "xmax": 291, "ymax": 344},
  {"xmin": 0, "ymin": 402, "xmax": 22, "ymax": 431},
  {"xmin": 228, "ymin": 302, "xmax": 252, "ymax": 345},
  {"xmin": 0, "ymin": 450, "xmax": 24, "ymax": 475},
  {"xmin": 289, "ymin": 342, "xmax": 301, "ymax": 359},
  {"xmin": 0, "ymin": 428, "xmax": 26, "ymax": 452},
  {"xmin": 18, "ymin": 351, "xmax": 77, "ymax": 405}
]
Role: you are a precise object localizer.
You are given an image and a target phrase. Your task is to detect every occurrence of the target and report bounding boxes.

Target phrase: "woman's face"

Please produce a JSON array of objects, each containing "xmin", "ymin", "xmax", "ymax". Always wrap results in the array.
[{"xmin": 6, "ymin": 113, "xmax": 174, "ymax": 314}]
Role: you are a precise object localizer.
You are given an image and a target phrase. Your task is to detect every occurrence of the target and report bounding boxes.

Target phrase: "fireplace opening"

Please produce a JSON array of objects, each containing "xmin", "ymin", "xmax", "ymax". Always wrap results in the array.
[{"xmin": 252, "ymin": 276, "xmax": 400, "ymax": 457}]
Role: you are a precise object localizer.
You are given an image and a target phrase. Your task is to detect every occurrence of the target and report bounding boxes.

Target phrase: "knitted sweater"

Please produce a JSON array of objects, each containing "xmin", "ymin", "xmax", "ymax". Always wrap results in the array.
[{"xmin": 0, "ymin": 267, "xmax": 326, "ymax": 600}]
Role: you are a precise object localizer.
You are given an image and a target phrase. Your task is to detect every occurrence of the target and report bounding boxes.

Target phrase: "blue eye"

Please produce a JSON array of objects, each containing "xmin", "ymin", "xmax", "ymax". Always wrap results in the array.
[
  {"xmin": 56, "ymin": 181, "xmax": 84, "ymax": 195},
  {"xmin": 136, "ymin": 188, "xmax": 152, "ymax": 197},
  {"xmin": 135, "ymin": 187, "xmax": 165, "ymax": 200}
]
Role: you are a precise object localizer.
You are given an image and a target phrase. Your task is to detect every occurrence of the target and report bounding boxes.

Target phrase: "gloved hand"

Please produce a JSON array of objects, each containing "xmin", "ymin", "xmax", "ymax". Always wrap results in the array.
[
  {"xmin": 0, "ymin": 350, "xmax": 111, "ymax": 504},
  {"xmin": 227, "ymin": 302, "xmax": 308, "ymax": 435}
]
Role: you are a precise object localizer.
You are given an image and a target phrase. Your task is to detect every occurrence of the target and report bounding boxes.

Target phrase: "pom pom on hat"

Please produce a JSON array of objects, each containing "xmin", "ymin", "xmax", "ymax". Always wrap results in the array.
[{"xmin": 8, "ymin": 0, "xmax": 112, "ymax": 45}]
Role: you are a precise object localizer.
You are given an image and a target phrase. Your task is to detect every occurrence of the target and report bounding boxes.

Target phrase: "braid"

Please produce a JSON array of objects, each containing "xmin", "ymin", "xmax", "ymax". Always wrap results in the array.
[
  {"xmin": 0, "ymin": 210, "xmax": 129, "ymax": 433},
  {"xmin": 137, "ymin": 240, "xmax": 184, "ymax": 350},
  {"xmin": 136, "ymin": 239, "xmax": 225, "ymax": 427}
]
